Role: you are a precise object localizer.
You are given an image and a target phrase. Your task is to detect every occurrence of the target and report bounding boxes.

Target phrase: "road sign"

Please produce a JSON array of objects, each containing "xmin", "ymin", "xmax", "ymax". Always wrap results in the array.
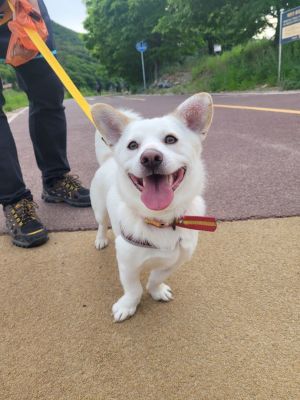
[
  {"xmin": 135, "ymin": 41, "xmax": 148, "ymax": 90},
  {"xmin": 278, "ymin": 6, "xmax": 300, "ymax": 83},
  {"xmin": 136, "ymin": 41, "xmax": 148, "ymax": 53},
  {"xmin": 281, "ymin": 6, "xmax": 300, "ymax": 44},
  {"xmin": 213, "ymin": 44, "xmax": 222, "ymax": 54}
]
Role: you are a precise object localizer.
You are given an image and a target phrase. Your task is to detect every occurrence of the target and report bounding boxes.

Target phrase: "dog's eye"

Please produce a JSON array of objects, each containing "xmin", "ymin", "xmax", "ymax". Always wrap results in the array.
[
  {"xmin": 128, "ymin": 141, "xmax": 139, "ymax": 150},
  {"xmin": 164, "ymin": 135, "xmax": 178, "ymax": 144}
]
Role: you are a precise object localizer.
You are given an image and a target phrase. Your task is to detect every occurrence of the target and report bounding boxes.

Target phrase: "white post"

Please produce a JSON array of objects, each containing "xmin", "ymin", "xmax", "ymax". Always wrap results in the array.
[
  {"xmin": 141, "ymin": 52, "xmax": 146, "ymax": 90},
  {"xmin": 278, "ymin": 9, "xmax": 284, "ymax": 84}
]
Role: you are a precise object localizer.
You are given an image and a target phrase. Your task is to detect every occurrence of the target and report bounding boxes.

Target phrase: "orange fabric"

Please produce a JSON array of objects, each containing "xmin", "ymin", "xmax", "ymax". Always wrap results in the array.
[
  {"xmin": 6, "ymin": 0, "xmax": 48, "ymax": 66},
  {"xmin": 0, "ymin": 1, "xmax": 13, "ymax": 26}
]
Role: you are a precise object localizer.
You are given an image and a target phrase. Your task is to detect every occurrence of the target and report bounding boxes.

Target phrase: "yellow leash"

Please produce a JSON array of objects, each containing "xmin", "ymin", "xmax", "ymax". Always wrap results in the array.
[{"xmin": 7, "ymin": 0, "xmax": 95, "ymax": 127}]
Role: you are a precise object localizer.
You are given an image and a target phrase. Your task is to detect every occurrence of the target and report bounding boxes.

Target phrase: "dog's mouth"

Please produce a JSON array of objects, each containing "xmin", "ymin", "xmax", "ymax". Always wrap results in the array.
[{"xmin": 129, "ymin": 167, "xmax": 186, "ymax": 210}]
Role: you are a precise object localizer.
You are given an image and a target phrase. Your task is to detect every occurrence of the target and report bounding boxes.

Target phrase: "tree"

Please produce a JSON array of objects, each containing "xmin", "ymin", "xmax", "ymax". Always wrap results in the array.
[
  {"xmin": 83, "ymin": 0, "xmax": 300, "ymax": 84},
  {"xmin": 257, "ymin": 0, "xmax": 300, "ymax": 44},
  {"xmin": 156, "ymin": 0, "xmax": 270, "ymax": 54},
  {"xmin": 83, "ymin": 0, "xmax": 189, "ymax": 84}
]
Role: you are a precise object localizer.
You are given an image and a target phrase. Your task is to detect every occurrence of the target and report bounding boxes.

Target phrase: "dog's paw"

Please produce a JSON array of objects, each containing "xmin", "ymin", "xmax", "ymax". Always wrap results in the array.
[
  {"xmin": 95, "ymin": 237, "xmax": 108, "ymax": 250},
  {"xmin": 148, "ymin": 283, "xmax": 173, "ymax": 302},
  {"xmin": 112, "ymin": 296, "xmax": 138, "ymax": 322}
]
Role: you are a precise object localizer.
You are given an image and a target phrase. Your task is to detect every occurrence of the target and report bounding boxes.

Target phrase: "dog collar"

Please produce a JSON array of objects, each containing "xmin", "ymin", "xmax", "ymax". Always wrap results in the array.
[
  {"xmin": 144, "ymin": 216, "xmax": 217, "ymax": 232},
  {"xmin": 120, "ymin": 226, "xmax": 159, "ymax": 249},
  {"xmin": 120, "ymin": 216, "xmax": 216, "ymax": 250},
  {"xmin": 120, "ymin": 226, "xmax": 183, "ymax": 250}
]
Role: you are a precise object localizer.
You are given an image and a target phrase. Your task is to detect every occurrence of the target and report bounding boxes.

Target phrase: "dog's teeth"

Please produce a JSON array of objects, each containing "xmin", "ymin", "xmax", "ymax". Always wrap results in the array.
[{"xmin": 168, "ymin": 175, "xmax": 174, "ymax": 185}]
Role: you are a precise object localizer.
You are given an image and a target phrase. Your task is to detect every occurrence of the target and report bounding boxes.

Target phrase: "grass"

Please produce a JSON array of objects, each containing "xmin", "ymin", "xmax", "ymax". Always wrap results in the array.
[
  {"xmin": 153, "ymin": 39, "xmax": 300, "ymax": 94},
  {"xmin": 3, "ymin": 88, "xmax": 98, "ymax": 112},
  {"xmin": 187, "ymin": 40, "xmax": 279, "ymax": 92},
  {"xmin": 3, "ymin": 89, "xmax": 28, "ymax": 112}
]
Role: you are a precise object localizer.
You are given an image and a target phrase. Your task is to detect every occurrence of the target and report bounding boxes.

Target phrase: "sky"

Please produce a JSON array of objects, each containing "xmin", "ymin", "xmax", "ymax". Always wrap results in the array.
[
  {"xmin": 44, "ymin": 0, "xmax": 87, "ymax": 33},
  {"xmin": 256, "ymin": 16, "xmax": 276, "ymax": 40}
]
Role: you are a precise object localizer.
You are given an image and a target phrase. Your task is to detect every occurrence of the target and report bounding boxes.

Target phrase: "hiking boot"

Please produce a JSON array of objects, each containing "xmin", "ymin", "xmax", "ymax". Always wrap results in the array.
[
  {"xmin": 4, "ymin": 198, "xmax": 48, "ymax": 248},
  {"xmin": 42, "ymin": 174, "xmax": 91, "ymax": 207}
]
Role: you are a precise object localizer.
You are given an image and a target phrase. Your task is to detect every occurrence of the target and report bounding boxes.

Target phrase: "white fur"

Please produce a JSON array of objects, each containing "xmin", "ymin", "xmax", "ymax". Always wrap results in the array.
[{"xmin": 90, "ymin": 93, "xmax": 213, "ymax": 322}]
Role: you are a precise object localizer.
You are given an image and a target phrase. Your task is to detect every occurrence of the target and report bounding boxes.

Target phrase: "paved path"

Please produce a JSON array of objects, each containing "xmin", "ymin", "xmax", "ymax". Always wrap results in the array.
[
  {"xmin": 1, "ymin": 93, "xmax": 299, "ymax": 400},
  {"xmin": 0, "ymin": 92, "xmax": 299, "ymax": 233},
  {"xmin": 1, "ymin": 218, "xmax": 299, "ymax": 400}
]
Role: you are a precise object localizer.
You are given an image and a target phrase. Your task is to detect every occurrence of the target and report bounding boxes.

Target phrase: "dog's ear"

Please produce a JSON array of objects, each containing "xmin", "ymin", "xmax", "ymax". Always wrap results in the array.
[
  {"xmin": 173, "ymin": 93, "xmax": 213, "ymax": 140},
  {"xmin": 91, "ymin": 103, "xmax": 130, "ymax": 146}
]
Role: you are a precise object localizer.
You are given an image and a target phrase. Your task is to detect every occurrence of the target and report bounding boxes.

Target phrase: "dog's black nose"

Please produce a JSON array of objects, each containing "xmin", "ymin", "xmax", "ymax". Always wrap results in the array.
[{"xmin": 140, "ymin": 149, "xmax": 163, "ymax": 169}]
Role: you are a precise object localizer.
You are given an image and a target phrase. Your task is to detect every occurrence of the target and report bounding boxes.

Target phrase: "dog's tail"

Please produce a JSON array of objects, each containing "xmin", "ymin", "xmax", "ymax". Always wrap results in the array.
[{"xmin": 95, "ymin": 131, "xmax": 112, "ymax": 165}]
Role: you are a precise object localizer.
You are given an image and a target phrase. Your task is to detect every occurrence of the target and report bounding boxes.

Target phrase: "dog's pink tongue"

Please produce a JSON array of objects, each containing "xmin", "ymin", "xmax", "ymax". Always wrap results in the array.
[{"xmin": 141, "ymin": 175, "xmax": 174, "ymax": 210}]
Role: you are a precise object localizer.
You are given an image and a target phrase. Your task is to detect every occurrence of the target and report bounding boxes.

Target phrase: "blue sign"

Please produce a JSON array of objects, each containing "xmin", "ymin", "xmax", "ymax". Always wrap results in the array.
[
  {"xmin": 281, "ymin": 6, "xmax": 300, "ymax": 44},
  {"xmin": 136, "ymin": 41, "xmax": 148, "ymax": 53}
]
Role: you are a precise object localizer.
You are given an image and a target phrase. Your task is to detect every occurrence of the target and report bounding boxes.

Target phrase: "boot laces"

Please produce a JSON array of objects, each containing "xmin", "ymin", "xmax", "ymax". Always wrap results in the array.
[
  {"xmin": 12, "ymin": 199, "xmax": 39, "ymax": 226},
  {"xmin": 61, "ymin": 174, "xmax": 82, "ymax": 192}
]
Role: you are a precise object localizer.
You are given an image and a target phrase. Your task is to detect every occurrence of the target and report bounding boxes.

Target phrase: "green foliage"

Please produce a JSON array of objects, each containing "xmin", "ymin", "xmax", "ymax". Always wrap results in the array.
[
  {"xmin": 84, "ymin": 0, "xmax": 177, "ymax": 84},
  {"xmin": 0, "ymin": 64, "xmax": 16, "ymax": 87},
  {"xmin": 157, "ymin": 0, "xmax": 300, "ymax": 51},
  {"xmin": 3, "ymin": 89, "xmax": 28, "ymax": 112},
  {"xmin": 183, "ymin": 40, "xmax": 300, "ymax": 92},
  {"xmin": 2, "ymin": 0, "xmax": 300, "ymax": 104},
  {"xmin": 255, "ymin": 0, "xmax": 300, "ymax": 42},
  {"xmin": 0, "ymin": 21, "xmax": 105, "ymax": 91},
  {"xmin": 0, "ymin": 21, "xmax": 110, "ymax": 111},
  {"xmin": 156, "ymin": 0, "xmax": 267, "ymax": 53},
  {"xmin": 84, "ymin": 0, "xmax": 300, "ymax": 84},
  {"xmin": 52, "ymin": 22, "xmax": 107, "ymax": 90},
  {"xmin": 280, "ymin": 41, "xmax": 300, "ymax": 89}
]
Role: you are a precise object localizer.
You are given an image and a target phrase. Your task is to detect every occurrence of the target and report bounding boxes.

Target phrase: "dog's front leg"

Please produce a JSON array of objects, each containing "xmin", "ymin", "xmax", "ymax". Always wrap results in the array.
[
  {"xmin": 146, "ymin": 267, "xmax": 175, "ymax": 302},
  {"xmin": 112, "ymin": 242, "xmax": 143, "ymax": 322},
  {"xmin": 90, "ymin": 176, "xmax": 109, "ymax": 250},
  {"xmin": 95, "ymin": 215, "xmax": 109, "ymax": 250},
  {"xmin": 112, "ymin": 264, "xmax": 143, "ymax": 322}
]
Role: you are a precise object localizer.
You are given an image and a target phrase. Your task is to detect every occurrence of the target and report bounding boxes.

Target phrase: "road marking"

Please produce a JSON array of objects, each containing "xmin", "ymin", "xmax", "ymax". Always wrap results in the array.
[
  {"xmin": 8, "ymin": 107, "xmax": 28, "ymax": 123},
  {"xmin": 214, "ymin": 104, "xmax": 300, "ymax": 115},
  {"xmin": 213, "ymin": 90, "xmax": 300, "ymax": 97},
  {"xmin": 116, "ymin": 96, "xmax": 146, "ymax": 101}
]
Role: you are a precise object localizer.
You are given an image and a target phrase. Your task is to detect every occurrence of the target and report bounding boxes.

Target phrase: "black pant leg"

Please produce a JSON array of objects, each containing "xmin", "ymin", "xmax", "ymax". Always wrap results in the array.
[
  {"xmin": 0, "ymin": 78, "xmax": 31, "ymax": 206},
  {"xmin": 15, "ymin": 59, "xmax": 70, "ymax": 185},
  {"xmin": 19, "ymin": 0, "xmax": 71, "ymax": 185},
  {"xmin": 0, "ymin": 0, "xmax": 70, "ymax": 195}
]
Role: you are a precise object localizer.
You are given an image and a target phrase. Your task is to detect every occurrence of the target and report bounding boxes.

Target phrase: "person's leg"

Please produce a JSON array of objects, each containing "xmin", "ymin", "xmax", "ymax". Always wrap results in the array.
[
  {"xmin": 16, "ymin": 0, "xmax": 90, "ymax": 206},
  {"xmin": 0, "ymin": 78, "xmax": 32, "ymax": 206},
  {"xmin": 15, "ymin": 59, "xmax": 90, "ymax": 207},
  {"xmin": 0, "ymin": 79, "xmax": 48, "ymax": 248},
  {"xmin": 5, "ymin": 0, "xmax": 89, "ymax": 208},
  {"xmin": 15, "ymin": 58, "xmax": 71, "ymax": 185},
  {"xmin": 14, "ymin": 0, "xmax": 70, "ymax": 185}
]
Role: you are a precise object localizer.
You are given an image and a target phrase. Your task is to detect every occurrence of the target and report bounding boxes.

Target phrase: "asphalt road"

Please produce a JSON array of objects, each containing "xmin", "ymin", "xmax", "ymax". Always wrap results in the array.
[{"xmin": 0, "ymin": 92, "xmax": 299, "ymax": 232}]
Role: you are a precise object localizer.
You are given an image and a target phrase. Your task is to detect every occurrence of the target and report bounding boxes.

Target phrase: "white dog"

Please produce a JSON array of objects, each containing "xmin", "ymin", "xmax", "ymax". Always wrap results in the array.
[{"xmin": 90, "ymin": 93, "xmax": 213, "ymax": 322}]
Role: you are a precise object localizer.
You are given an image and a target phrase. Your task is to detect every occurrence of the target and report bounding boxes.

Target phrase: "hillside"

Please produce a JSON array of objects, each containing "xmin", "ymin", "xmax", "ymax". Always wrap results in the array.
[
  {"xmin": 0, "ymin": 21, "xmax": 101, "ymax": 91},
  {"xmin": 52, "ymin": 22, "xmax": 103, "ymax": 90},
  {"xmin": 154, "ymin": 39, "xmax": 300, "ymax": 93}
]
